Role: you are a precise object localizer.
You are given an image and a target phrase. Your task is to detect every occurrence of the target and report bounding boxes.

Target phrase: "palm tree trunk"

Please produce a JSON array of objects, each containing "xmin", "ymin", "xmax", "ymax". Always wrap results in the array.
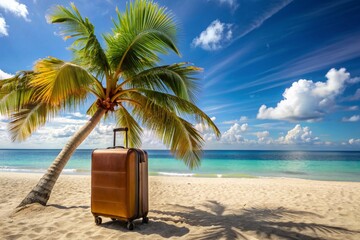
[{"xmin": 17, "ymin": 108, "xmax": 106, "ymax": 208}]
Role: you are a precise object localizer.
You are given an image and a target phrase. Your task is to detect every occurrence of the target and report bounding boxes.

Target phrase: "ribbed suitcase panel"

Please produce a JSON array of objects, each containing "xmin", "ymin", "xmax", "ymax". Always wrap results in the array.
[
  {"xmin": 91, "ymin": 148, "xmax": 148, "ymax": 221},
  {"xmin": 92, "ymin": 171, "xmax": 127, "ymax": 189}
]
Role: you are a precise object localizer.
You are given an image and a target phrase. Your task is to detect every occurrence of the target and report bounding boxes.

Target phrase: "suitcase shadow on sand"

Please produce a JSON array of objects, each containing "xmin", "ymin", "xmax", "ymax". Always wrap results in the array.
[
  {"xmin": 99, "ymin": 218, "xmax": 190, "ymax": 238},
  {"xmin": 151, "ymin": 201, "xmax": 360, "ymax": 240},
  {"xmin": 48, "ymin": 204, "xmax": 190, "ymax": 238}
]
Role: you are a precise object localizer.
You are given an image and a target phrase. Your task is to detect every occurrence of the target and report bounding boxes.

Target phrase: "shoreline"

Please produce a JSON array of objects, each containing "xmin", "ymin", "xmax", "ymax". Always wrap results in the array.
[
  {"xmin": 1, "ymin": 149, "xmax": 359, "ymax": 183},
  {"xmin": 1, "ymin": 172, "xmax": 360, "ymax": 239},
  {"xmin": 1, "ymin": 169, "xmax": 359, "ymax": 183}
]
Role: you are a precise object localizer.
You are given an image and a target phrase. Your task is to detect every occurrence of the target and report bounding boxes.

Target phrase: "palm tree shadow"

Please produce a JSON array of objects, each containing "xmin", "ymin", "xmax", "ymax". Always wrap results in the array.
[
  {"xmin": 47, "ymin": 204, "xmax": 90, "ymax": 210},
  {"xmin": 152, "ymin": 201, "xmax": 360, "ymax": 240}
]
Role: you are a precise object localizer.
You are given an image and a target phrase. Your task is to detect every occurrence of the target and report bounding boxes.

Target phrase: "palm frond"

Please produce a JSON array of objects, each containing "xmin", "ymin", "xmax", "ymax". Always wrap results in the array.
[
  {"xmin": 115, "ymin": 106, "xmax": 143, "ymax": 147},
  {"xmin": 49, "ymin": 3, "xmax": 110, "ymax": 77},
  {"xmin": 122, "ymin": 63, "xmax": 201, "ymax": 101},
  {"xmin": 105, "ymin": 0, "xmax": 179, "ymax": 77},
  {"xmin": 128, "ymin": 92, "xmax": 205, "ymax": 169},
  {"xmin": 124, "ymin": 89, "xmax": 220, "ymax": 139},
  {"xmin": 30, "ymin": 57, "xmax": 97, "ymax": 107},
  {"xmin": 8, "ymin": 103, "xmax": 58, "ymax": 141},
  {"xmin": 86, "ymin": 101, "xmax": 98, "ymax": 116},
  {"xmin": 0, "ymin": 71, "xmax": 35, "ymax": 115}
]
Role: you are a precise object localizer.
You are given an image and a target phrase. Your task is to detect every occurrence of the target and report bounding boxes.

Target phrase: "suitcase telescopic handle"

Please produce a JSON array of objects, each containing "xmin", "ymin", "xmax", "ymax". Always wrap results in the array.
[{"xmin": 113, "ymin": 127, "xmax": 128, "ymax": 148}]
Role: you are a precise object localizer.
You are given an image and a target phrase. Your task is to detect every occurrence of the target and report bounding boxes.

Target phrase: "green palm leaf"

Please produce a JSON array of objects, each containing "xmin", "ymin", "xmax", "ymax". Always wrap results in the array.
[
  {"xmin": 8, "ymin": 103, "xmax": 58, "ymax": 141},
  {"xmin": 1, "ymin": 0, "xmax": 220, "ymax": 170},
  {"xmin": 106, "ymin": 0, "xmax": 179, "ymax": 78},
  {"xmin": 115, "ymin": 106, "xmax": 143, "ymax": 147},
  {"xmin": 30, "ymin": 57, "xmax": 97, "ymax": 107},
  {"xmin": 123, "ymin": 89, "xmax": 220, "ymax": 138},
  {"xmin": 86, "ymin": 101, "xmax": 98, "ymax": 116},
  {"xmin": 122, "ymin": 63, "xmax": 201, "ymax": 101},
  {"xmin": 2, "ymin": 0, "xmax": 222, "ymax": 208},
  {"xmin": 0, "ymin": 71, "xmax": 35, "ymax": 114},
  {"xmin": 49, "ymin": 3, "xmax": 110, "ymax": 77},
  {"xmin": 128, "ymin": 92, "xmax": 207, "ymax": 169}
]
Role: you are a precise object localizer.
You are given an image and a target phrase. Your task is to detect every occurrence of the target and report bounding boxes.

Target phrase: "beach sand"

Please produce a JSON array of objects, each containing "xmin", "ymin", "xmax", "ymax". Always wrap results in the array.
[{"xmin": 0, "ymin": 173, "xmax": 359, "ymax": 239}]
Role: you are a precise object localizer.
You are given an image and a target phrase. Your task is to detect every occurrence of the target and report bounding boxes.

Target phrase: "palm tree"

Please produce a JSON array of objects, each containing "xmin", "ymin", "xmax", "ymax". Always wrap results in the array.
[{"xmin": 0, "ymin": 0, "xmax": 220, "ymax": 208}]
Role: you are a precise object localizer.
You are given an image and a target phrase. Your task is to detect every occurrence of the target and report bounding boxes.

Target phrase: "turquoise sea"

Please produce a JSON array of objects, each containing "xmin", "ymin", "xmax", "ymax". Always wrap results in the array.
[{"xmin": 0, "ymin": 149, "xmax": 359, "ymax": 182}]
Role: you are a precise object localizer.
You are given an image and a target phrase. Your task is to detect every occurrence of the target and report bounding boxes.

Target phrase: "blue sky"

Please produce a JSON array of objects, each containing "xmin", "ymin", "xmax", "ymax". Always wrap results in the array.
[{"xmin": 0, "ymin": 0, "xmax": 360, "ymax": 150}]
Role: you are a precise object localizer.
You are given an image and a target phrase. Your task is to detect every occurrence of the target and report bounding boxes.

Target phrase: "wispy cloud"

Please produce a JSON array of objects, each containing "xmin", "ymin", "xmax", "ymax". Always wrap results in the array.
[
  {"xmin": 194, "ymin": 0, "xmax": 292, "ymax": 51},
  {"xmin": 234, "ymin": 0, "xmax": 293, "ymax": 41},
  {"xmin": 203, "ymin": 103, "xmax": 236, "ymax": 113},
  {"xmin": 224, "ymin": 31, "xmax": 360, "ymax": 94},
  {"xmin": 205, "ymin": 46, "xmax": 251, "ymax": 78},
  {"xmin": 217, "ymin": 0, "xmax": 239, "ymax": 10},
  {"xmin": 222, "ymin": 116, "xmax": 248, "ymax": 124},
  {"xmin": 203, "ymin": 45, "xmax": 254, "ymax": 88},
  {"xmin": 349, "ymin": 89, "xmax": 360, "ymax": 101}
]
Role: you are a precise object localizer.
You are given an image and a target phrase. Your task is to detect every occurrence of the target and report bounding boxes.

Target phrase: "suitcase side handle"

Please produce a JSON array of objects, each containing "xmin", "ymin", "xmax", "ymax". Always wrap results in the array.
[{"xmin": 113, "ymin": 127, "xmax": 128, "ymax": 148}]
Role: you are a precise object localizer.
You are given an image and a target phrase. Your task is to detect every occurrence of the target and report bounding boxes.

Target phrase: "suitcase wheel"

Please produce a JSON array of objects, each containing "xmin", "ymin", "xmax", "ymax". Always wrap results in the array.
[
  {"xmin": 142, "ymin": 217, "xmax": 149, "ymax": 224},
  {"xmin": 95, "ymin": 216, "xmax": 102, "ymax": 225},
  {"xmin": 127, "ymin": 221, "xmax": 135, "ymax": 230}
]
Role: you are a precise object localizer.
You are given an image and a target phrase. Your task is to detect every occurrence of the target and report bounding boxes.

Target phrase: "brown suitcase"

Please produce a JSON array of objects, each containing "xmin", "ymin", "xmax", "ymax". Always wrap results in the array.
[{"xmin": 91, "ymin": 128, "xmax": 149, "ymax": 230}]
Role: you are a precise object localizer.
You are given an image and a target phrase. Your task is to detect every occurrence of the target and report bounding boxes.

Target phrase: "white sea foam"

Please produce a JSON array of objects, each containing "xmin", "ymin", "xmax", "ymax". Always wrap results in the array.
[
  {"xmin": 158, "ymin": 172, "xmax": 194, "ymax": 177},
  {"xmin": 62, "ymin": 169, "xmax": 78, "ymax": 173},
  {"xmin": 0, "ymin": 167, "xmax": 46, "ymax": 173},
  {"xmin": 0, "ymin": 167, "xmax": 80, "ymax": 174}
]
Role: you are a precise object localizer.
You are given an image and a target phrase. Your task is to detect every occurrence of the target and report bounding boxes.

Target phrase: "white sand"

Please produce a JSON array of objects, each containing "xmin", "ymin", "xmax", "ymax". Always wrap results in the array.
[{"xmin": 0, "ymin": 173, "xmax": 360, "ymax": 239}]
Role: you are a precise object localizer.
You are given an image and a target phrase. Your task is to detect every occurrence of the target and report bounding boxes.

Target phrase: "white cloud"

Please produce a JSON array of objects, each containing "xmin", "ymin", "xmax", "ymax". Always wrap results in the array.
[
  {"xmin": 0, "ymin": 0, "xmax": 29, "ymax": 36},
  {"xmin": 221, "ymin": 123, "xmax": 248, "ymax": 143},
  {"xmin": 0, "ymin": 69, "xmax": 13, "ymax": 79},
  {"xmin": 141, "ymin": 129, "xmax": 165, "ymax": 149},
  {"xmin": 70, "ymin": 112, "xmax": 86, "ymax": 118},
  {"xmin": 239, "ymin": 116, "xmax": 248, "ymax": 122},
  {"xmin": 52, "ymin": 125, "xmax": 78, "ymax": 138},
  {"xmin": 203, "ymin": 123, "xmax": 322, "ymax": 147},
  {"xmin": 0, "ymin": 16, "xmax": 7, "ymax": 36},
  {"xmin": 342, "ymin": 115, "xmax": 360, "ymax": 122},
  {"xmin": 278, "ymin": 124, "xmax": 319, "ymax": 144},
  {"xmin": 0, "ymin": 114, "xmax": 8, "ymax": 121},
  {"xmin": 349, "ymin": 138, "xmax": 360, "ymax": 145},
  {"xmin": 192, "ymin": 20, "xmax": 233, "ymax": 51},
  {"xmin": 0, "ymin": 0, "xmax": 29, "ymax": 20},
  {"xmin": 194, "ymin": 117, "xmax": 218, "ymax": 142},
  {"xmin": 49, "ymin": 116, "xmax": 88, "ymax": 125},
  {"xmin": 257, "ymin": 68, "xmax": 354, "ymax": 122},
  {"xmin": 256, "ymin": 131, "xmax": 273, "ymax": 144}
]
